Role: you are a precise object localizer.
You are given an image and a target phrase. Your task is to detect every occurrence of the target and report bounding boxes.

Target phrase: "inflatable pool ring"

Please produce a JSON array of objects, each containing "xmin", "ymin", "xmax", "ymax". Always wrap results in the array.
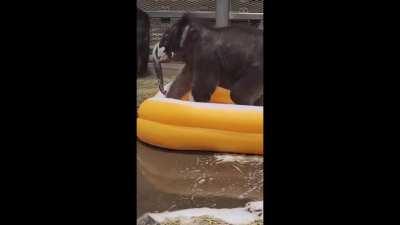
[{"xmin": 137, "ymin": 83, "xmax": 263, "ymax": 155}]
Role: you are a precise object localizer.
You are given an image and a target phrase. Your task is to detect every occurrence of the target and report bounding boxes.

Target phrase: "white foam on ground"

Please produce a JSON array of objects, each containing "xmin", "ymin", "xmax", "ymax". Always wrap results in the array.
[
  {"xmin": 245, "ymin": 201, "xmax": 264, "ymax": 214},
  {"xmin": 148, "ymin": 201, "xmax": 263, "ymax": 224},
  {"xmin": 214, "ymin": 154, "xmax": 263, "ymax": 164}
]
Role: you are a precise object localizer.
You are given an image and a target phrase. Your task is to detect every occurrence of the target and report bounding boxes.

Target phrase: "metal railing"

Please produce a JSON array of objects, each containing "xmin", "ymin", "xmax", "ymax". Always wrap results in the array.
[
  {"xmin": 140, "ymin": 0, "xmax": 263, "ymax": 53},
  {"xmin": 145, "ymin": 11, "xmax": 263, "ymax": 20},
  {"xmin": 138, "ymin": 0, "xmax": 264, "ymax": 13}
]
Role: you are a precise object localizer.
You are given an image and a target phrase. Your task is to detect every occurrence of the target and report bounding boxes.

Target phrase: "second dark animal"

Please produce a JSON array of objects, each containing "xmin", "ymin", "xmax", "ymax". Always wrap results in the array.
[{"xmin": 137, "ymin": 7, "xmax": 150, "ymax": 77}]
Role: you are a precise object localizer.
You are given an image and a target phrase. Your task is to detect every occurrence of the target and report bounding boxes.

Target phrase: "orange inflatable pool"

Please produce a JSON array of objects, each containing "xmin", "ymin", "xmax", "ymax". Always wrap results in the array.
[{"xmin": 137, "ymin": 85, "xmax": 263, "ymax": 155}]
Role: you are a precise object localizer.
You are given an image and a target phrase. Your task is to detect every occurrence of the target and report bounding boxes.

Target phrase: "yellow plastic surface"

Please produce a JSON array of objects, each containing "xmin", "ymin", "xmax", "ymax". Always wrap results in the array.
[{"xmin": 137, "ymin": 87, "xmax": 263, "ymax": 155}]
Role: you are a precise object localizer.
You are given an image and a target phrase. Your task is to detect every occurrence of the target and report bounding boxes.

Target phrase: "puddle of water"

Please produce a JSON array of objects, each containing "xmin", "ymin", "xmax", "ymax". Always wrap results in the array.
[{"xmin": 137, "ymin": 141, "xmax": 263, "ymax": 218}]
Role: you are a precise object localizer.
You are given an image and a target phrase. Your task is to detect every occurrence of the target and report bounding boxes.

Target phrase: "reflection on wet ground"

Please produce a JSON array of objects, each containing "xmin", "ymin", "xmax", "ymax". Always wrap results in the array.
[{"xmin": 137, "ymin": 141, "xmax": 263, "ymax": 218}]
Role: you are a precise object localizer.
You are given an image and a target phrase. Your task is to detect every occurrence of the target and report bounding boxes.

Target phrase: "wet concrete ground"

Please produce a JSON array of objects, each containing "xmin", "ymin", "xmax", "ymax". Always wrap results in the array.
[
  {"xmin": 137, "ymin": 141, "xmax": 263, "ymax": 218},
  {"xmin": 137, "ymin": 63, "xmax": 263, "ymax": 219}
]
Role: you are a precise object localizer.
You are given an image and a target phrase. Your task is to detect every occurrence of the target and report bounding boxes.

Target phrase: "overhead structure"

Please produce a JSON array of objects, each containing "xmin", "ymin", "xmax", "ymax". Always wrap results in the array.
[{"xmin": 139, "ymin": 0, "xmax": 264, "ymax": 51}]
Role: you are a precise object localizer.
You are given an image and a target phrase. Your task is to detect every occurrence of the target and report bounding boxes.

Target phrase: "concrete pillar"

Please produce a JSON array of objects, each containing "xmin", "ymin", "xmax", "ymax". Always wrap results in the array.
[
  {"xmin": 258, "ymin": 20, "xmax": 264, "ymax": 30},
  {"xmin": 136, "ymin": 0, "xmax": 143, "ymax": 8},
  {"xmin": 216, "ymin": 0, "xmax": 230, "ymax": 27}
]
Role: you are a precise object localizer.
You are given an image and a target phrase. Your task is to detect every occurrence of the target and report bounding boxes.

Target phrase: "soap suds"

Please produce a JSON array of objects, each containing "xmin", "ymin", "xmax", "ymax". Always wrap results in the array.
[{"xmin": 146, "ymin": 201, "xmax": 263, "ymax": 225}]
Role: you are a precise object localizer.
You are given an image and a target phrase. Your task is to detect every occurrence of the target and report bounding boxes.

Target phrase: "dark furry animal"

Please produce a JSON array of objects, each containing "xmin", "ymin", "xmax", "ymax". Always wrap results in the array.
[
  {"xmin": 136, "ymin": 8, "xmax": 150, "ymax": 77},
  {"xmin": 154, "ymin": 14, "xmax": 263, "ymax": 106}
]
